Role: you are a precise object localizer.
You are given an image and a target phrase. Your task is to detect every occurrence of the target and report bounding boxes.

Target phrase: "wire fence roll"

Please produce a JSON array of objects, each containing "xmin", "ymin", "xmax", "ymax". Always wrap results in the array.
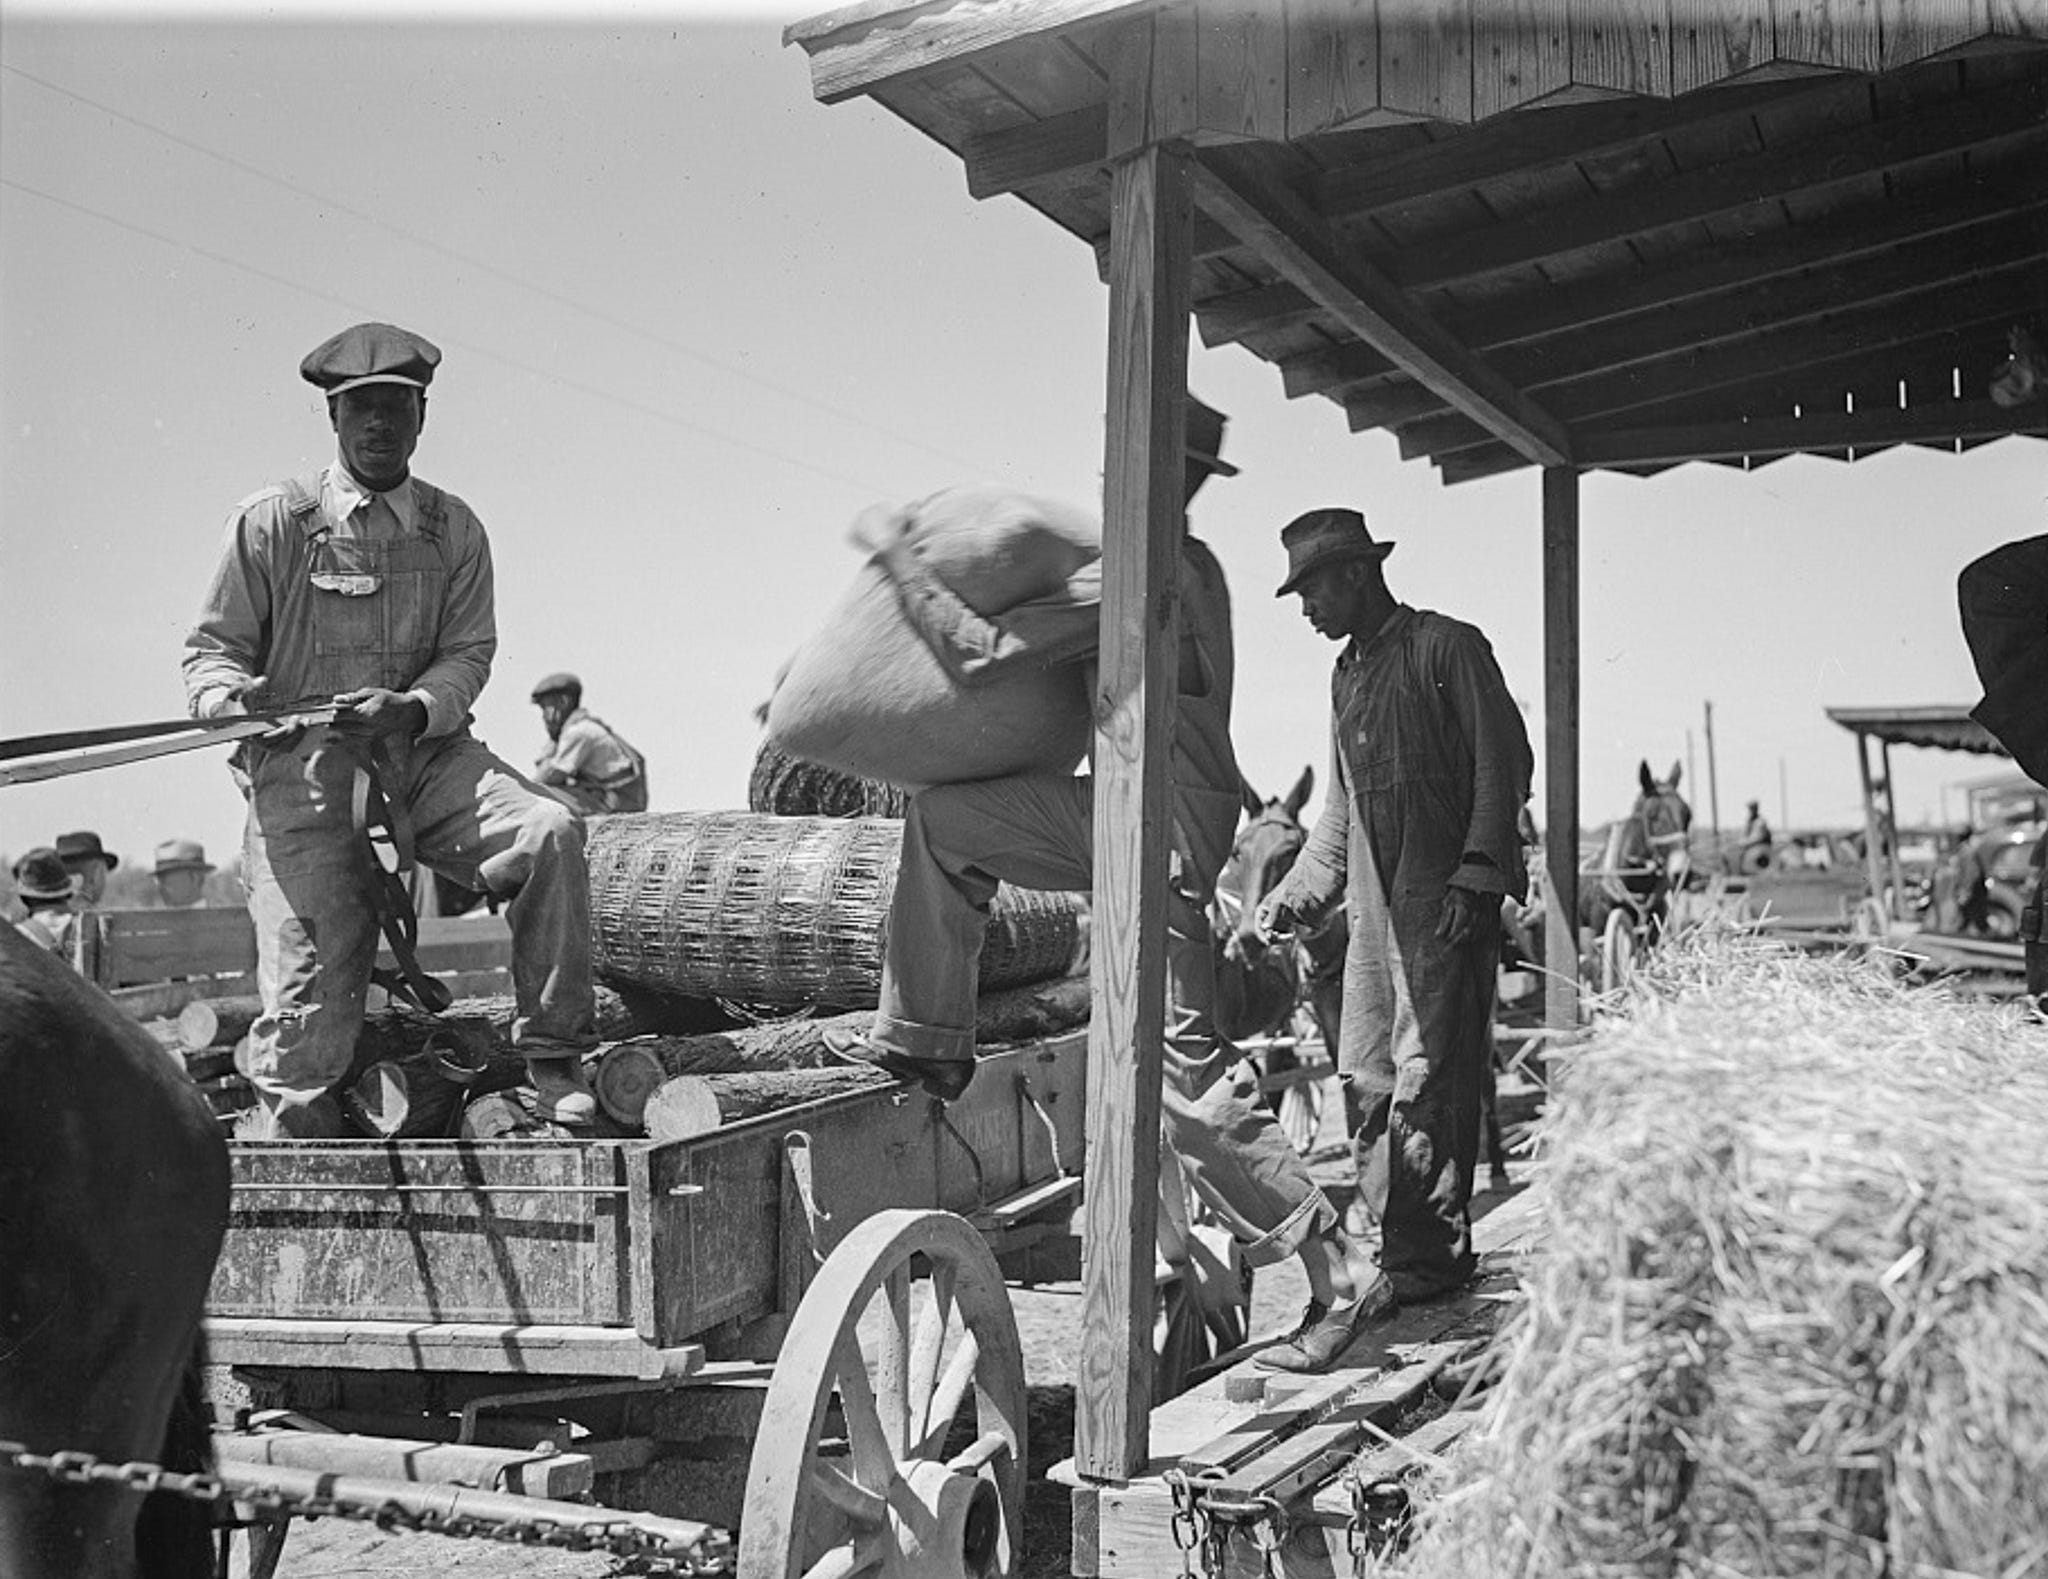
[{"xmin": 587, "ymin": 810, "xmax": 1085, "ymax": 1012}]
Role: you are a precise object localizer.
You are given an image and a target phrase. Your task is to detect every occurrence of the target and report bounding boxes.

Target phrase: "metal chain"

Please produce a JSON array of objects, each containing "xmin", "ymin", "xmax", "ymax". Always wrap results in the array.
[
  {"xmin": 1164, "ymin": 1469, "xmax": 1209, "ymax": 1579},
  {"xmin": 0, "ymin": 1439, "xmax": 733, "ymax": 1573}
]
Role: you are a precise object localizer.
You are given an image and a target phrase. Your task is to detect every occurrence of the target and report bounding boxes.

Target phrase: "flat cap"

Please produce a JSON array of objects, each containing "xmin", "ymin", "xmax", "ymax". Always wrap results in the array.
[
  {"xmin": 531, "ymin": 672, "xmax": 583, "ymax": 701},
  {"xmin": 301, "ymin": 322, "xmax": 441, "ymax": 397}
]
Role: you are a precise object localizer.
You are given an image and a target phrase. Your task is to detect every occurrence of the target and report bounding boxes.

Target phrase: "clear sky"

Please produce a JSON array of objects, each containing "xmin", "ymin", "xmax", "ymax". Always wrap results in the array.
[{"xmin": 3, "ymin": 0, "xmax": 2042, "ymax": 880}]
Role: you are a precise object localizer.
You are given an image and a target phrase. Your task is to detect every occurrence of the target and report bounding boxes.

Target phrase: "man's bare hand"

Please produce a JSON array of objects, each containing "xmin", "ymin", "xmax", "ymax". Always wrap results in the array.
[
  {"xmin": 331, "ymin": 688, "xmax": 427, "ymax": 741},
  {"xmin": 1254, "ymin": 891, "xmax": 1301, "ymax": 944},
  {"xmin": 1435, "ymin": 885, "xmax": 1486, "ymax": 947}
]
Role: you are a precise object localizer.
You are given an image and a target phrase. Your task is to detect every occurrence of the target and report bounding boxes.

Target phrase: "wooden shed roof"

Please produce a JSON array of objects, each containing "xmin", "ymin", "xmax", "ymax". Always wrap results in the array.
[
  {"xmin": 787, "ymin": 1, "xmax": 2048, "ymax": 483},
  {"xmin": 1825, "ymin": 703, "xmax": 2010, "ymax": 754}
]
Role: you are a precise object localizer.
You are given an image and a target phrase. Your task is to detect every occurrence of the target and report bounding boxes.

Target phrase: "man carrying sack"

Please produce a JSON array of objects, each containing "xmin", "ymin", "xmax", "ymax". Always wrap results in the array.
[{"xmin": 183, "ymin": 322, "xmax": 600, "ymax": 1138}]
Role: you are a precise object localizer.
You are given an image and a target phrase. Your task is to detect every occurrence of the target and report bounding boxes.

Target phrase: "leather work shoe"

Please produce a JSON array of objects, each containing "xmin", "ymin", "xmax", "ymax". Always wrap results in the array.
[
  {"xmin": 1388, "ymin": 1259, "xmax": 1478, "ymax": 1305},
  {"xmin": 821, "ymin": 1029, "xmax": 975, "ymax": 1103},
  {"xmin": 526, "ymin": 1057, "xmax": 598, "ymax": 1125},
  {"xmin": 1255, "ymin": 1273, "xmax": 1397, "ymax": 1374}
]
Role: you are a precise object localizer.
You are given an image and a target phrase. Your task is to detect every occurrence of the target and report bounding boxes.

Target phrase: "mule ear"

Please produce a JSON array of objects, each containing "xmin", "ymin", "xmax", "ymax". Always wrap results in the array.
[
  {"xmin": 1638, "ymin": 760, "xmax": 1656, "ymax": 798},
  {"xmin": 1668, "ymin": 760, "xmax": 1683, "ymax": 790},
  {"xmin": 1239, "ymin": 776, "xmax": 1265, "ymax": 821},
  {"xmin": 1284, "ymin": 764, "xmax": 1315, "ymax": 820}
]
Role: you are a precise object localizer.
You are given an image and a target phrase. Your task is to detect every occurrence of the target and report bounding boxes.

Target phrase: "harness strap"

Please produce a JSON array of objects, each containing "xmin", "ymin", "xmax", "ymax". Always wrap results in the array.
[{"xmin": 350, "ymin": 754, "xmax": 453, "ymax": 1015}]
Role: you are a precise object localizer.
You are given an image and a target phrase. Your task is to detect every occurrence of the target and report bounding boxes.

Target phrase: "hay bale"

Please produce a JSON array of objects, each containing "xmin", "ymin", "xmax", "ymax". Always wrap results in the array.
[
  {"xmin": 1387, "ymin": 935, "xmax": 2048, "ymax": 1579},
  {"xmin": 587, "ymin": 810, "xmax": 1084, "ymax": 1012}
]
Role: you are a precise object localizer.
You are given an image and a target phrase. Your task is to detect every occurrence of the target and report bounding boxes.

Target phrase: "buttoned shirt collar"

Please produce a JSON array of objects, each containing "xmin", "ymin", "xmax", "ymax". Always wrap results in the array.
[{"xmin": 324, "ymin": 461, "xmax": 417, "ymax": 533}]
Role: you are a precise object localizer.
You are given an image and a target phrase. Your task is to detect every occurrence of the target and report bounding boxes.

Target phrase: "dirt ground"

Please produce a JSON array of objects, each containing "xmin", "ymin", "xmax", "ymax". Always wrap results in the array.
[{"xmin": 218, "ymin": 1077, "xmax": 1531, "ymax": 1579}]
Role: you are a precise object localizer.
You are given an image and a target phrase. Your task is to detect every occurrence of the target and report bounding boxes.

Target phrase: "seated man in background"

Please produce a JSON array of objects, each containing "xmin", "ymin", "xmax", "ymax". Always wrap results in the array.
[{"xmin": 531, "ymin": 672, "xmax": 648, "ymax": 814}]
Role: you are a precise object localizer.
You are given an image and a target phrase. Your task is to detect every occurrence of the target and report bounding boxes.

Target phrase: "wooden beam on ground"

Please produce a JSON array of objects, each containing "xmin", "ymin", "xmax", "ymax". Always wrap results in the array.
[
  {"xmin": 1188, "ymin": 145, "xmax": 1572, "ymax": 468},
  {"xmin": 1575, "ymin": 399, "xmax": 2048, "ymax": 468},
  {"xmin": 1543, "ymin": 467, "xmax": 1581, "ymax": 1035},
  {"xmin": 1078, "ymin": 137, "xmax": 1188, "ymax": 1484}
]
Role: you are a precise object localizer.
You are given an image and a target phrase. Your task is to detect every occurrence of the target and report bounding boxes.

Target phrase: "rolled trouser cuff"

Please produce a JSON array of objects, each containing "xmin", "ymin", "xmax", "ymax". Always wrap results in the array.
[
  {"xmin": 868, "ymin": 1011, "xmax": 974, "ymax": 1065},
  {"xmin": 1238, "ymin": 1189, "xmax": 1337, "ymax": 1269}
]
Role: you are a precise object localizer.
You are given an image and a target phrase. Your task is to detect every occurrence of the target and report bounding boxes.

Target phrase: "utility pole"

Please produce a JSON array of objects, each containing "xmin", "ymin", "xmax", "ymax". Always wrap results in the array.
[
  {"xmin": 1686, "ymin": 728, "xmax": 1698, "ymax": 805},
  {"xmin": 1779, "ymin": 756, "xmax": 1789, "ymax": 833},
  {"xmin": 1704, "ymin": 700, "xmax": 1721, "ymax": 848}
]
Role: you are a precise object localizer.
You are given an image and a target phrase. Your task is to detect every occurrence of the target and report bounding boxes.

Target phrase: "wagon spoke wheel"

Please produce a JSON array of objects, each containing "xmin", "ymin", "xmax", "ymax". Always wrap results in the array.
[
  {"xmin": 1598, "ymin": 907, "xmax": 1638, "ymax": 997},
  {"xmin": 741, "ymin": 1209, "xmax": 1026, "ymax": 1579},
  {"xmin": 1276, "ymin": 1004, "xmax": 1330, "ymax": 1157}
]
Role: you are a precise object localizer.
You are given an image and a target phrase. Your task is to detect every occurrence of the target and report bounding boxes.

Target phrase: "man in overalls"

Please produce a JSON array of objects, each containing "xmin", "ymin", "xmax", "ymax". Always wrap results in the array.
[{"xmin": 184, "ymin": 323, "xmax": 599, "ymax": 1138}]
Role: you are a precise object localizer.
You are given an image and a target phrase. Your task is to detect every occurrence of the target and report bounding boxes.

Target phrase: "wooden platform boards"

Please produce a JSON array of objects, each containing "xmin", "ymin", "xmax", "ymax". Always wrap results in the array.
[{"xmin": 1053, "ymin": 1181, "xmax": 1545, "ymax": 1578}]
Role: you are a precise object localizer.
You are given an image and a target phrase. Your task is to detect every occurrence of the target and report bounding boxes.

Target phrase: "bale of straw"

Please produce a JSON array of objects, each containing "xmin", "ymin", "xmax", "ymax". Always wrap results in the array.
[
  {"xmin": 586, "ymin": 811, "xmax": 1084, "ymax": 1011},
  {"xmin": 1386, "ymin": 934, "xmax": 2048, "ymax": 1579}
]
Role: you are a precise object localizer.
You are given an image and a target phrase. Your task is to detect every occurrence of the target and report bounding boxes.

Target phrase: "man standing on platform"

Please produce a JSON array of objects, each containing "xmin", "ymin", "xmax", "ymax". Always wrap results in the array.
[
  {"xmin": 183, "ymin": 322, "xmax": 600, "ymax": 1137},
  {"xmin": 1259, "ymin": 507, "xmax": 1533, "ymax": 1308},
  {"xmin": 825, "ymin": 400, "xmax": 1394, "ymax": 1375}
]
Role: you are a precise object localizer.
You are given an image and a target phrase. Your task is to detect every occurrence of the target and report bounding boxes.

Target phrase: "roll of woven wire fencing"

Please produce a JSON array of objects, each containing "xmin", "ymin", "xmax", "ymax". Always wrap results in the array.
[
  {"xmin": 746, "ymin": 737, "xmax": 910, "ymax": 819},
  {"xmin": 587, "ymin": 810, "xmax": 1084, "ymax": 1012}
]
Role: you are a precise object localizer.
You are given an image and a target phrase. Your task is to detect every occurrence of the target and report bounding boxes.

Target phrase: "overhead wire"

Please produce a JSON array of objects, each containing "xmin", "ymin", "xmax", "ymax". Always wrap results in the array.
[{"xmin": 0, "ymin": 60, "xmax": 1010, "ymax": 490}]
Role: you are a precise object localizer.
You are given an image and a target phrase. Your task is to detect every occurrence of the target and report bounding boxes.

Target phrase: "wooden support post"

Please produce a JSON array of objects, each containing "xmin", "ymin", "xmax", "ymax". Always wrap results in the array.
[
  {"xmin": 1542, "ymin": 466, "xmax": 1581, "ymax": 1033},
  {"xmin": 1880, "ymin": 737, "xmax": 1906, "ymax": 918},
  {"xmin": 1855, "ymin": 731, "xmax": 1887, "ymax": 919},
  {"xmin": 1078, "ymin": 139, "xmax": 1191, "ymax": 1483}
]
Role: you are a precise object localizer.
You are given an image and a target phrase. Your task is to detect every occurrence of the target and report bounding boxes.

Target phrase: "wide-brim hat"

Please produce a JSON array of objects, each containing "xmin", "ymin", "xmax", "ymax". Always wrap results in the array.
[
  {"xmin": 13, "ymin": 847, "xmax": 78, "ymax": 902},
  {"xmin": 56, "ymin": 830, "xmax": 118, "ymax": 870},
  {"xmin": 153, "ymin": 838, "xmax": 215, "ymax": 875},
  {"xmin": 1275, "ymin": 507, "xmax": 1394, "ymax": 596},
  {"xmin": 1185, "ymin": 396, "xmax": 1240, "ymax": 477}
]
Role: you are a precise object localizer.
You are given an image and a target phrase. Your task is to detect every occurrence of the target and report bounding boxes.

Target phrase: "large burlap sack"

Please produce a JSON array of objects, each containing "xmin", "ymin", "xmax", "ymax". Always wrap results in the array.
[{"xmin": 766, "ymin": 486, "xmax": 1100, "ymax": 787}]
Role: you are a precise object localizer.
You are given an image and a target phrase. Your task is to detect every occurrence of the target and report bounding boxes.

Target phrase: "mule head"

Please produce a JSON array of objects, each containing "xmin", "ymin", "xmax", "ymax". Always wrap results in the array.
[{"xmin": 1219, "ymin": 768, "xmax": 1315, "ymax": 957}]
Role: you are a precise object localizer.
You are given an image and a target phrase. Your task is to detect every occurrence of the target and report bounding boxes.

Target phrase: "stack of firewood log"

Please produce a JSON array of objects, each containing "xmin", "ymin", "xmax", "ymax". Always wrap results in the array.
[{"xmin": 155, "ymin": 975, "xmax": 1088, "ymax": 1143}]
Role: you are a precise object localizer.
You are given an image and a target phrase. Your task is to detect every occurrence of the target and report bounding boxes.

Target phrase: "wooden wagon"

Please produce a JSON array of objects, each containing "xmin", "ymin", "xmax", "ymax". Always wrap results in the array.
[{"xmin": 201, "ymin": 1027, "xmax": 1087, "ymax": 1577}]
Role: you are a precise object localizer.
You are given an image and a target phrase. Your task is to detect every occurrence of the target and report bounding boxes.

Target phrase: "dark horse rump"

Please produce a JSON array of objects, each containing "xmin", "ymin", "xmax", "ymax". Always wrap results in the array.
[{"xmin": 0, "ymin": 928, "xmax": 230, "ymax": 1579}]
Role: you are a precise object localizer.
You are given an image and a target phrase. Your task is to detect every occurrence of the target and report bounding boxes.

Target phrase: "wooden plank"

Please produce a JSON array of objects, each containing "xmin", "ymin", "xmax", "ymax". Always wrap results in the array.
[
  {"xmin": 1570, "ymin": 0, "xmax": 1675, "ymax": 97},
  {"xmin": 1574, "ymin": 397, "xmax": 2048, "ymax": 465},
  {"xmin": 1079, "ymin": 141, "xmax": 1189, "ymax": 1482},
  {"xmin": 1377, "ymin": 69, "xmax": 2048, "ymax": 292},
  {"xmin": 1543, "ymin": 468, "xmax": 1582, "ymax": 1034},
  {"xmin": 1190, "ymin": 146, "xmax": 1574, "ymax": 466},
  {"xmin": 1194, "ymin": 0, "xmax": 1288, "ymax": 141},
  {"xmin": 1776, "ymin": 0, "xmax": 1883, "ymax": 70},
  {"xmin": 1194, "ymin": 279, "xmax": 1326, "ymax": 347},
  {"xmin": 1283, "ymin": 0, "xmax": 1379, "ymax": 140},
  {"xmin": 1879, "ymin": 0, "xmax": 1986, "ymax": 66},
  {"xmin": 1474, "ymin": 0, "xmax": 1572, "ymax": 122},
  {"xmin": 1106, "ymin": 5, "xmax": 1198, "ymax": 155},
  {"xmin": 215, "ymin": 1429, "xmax": 595, "ymax": 1501},
  {"xmin": 1310, "ymin": 77, "xmax": 1840, "ymax": 220},
  {"xmin": 95, "ymin": 906, "xmax": 255, "ymax": 986},
  {"xmin": 789, "ymin": 0, "xmax": 1150, "ymax": 105},
  {"xmin": 965, "ymin": 103, "xmax": 1109, "ymax": 198},
  {"xmin": 207, "ymin": 1317, "xmax": 702, "ymax": 1380},
  {"xmin": 1379, "ymin": 0, "xmax": 1474, "ymax": 123},
  {"xmin": 1669, "ymin": 0, "xmax": 1772, "ymax": 93}
]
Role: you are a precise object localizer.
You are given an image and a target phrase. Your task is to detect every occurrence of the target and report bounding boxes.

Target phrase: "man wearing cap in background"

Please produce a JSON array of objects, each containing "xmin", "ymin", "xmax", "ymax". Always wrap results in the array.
[
  {"xmin": 183, "ymin": 321, "xmax": 600, "ymax": 1138},
  {"xmin": 531, "ymin": 673, "xmax": 649, "ymax": 815},
  {"xmin": 12, "ymin": 848, "xmax": 86, "ymax": 969},
  {"xmin": 1258, "ymin": 508, "xmax": 1532, "ymax": 1317},
  {"xmin": 825, "ymin": 399, "xmax": 1389, "ymax": 1375},
  {"xmin": 151, "ymin": 839, "xmax": 216, "ymax": 909},
  {"xmin": 55, "ymin": 831, "xmax": 118, "ymax": 908}
]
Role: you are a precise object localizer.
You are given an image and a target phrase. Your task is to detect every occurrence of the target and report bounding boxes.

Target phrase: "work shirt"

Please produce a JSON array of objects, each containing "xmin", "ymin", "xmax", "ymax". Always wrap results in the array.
[
  {"xmin": 15, "ymin": 905, "xmax": 84, "ymax": 970},
  {"xmin": 1960, "ymin": 532, "xmax": 2048, "ymax": 785},
  {"xmin": 182, "ymin": 463, "xmax": 496, "ymax": 738},
  {"xmin": 536, "ymin": 708, "xmax": 646, "ymax": 811}
]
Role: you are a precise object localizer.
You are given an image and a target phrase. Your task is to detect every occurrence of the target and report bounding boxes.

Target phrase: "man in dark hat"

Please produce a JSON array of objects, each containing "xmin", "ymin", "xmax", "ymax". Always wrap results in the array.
[
  {"xmin": 1258, "ymin": 507, "xmax": 1532, "ymax": 1323},
  {"xmin": 55, "ymin": 831, "xmax": 118, "ymax": 908},
  {"xmin": 824, "ymin": 399, "xmax": 1389, "ymax": 1374},
  {"xmin": 12, "ymin": 848, "xmax": 85, "ymax": 969},
  {"xmin": 183, "ymin": 322, "xmax": 600, "ymax": 1138},
  {"xmin": 531, "ymin": 672, "xmax": 649, "ymax": 815}
]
